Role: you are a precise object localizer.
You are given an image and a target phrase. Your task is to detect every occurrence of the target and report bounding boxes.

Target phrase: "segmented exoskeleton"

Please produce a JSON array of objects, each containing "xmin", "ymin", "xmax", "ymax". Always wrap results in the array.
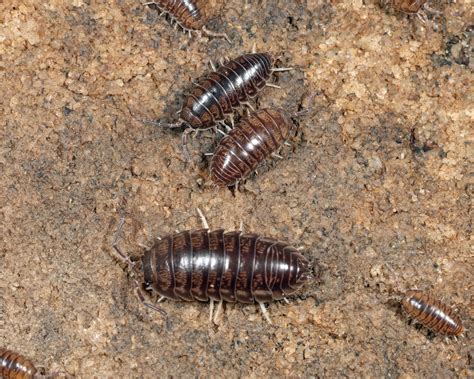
[
  {"xmin": 159, "ymin": 52, "xmax": 291, "ymax": 159},
  {"xmin": 401, "ymin": 290, "xmax": 464, "ymax": 336},
  {"xmin": 112, "ymin": 210, "xmax": 313, "ymax": 323},
  {"xmin": 0, "ymin": 348, "xmax": 37, "ymax": 379},
  {"xmin": 144, "ymin": 0, "xmax": 230, "ymax": 42}
]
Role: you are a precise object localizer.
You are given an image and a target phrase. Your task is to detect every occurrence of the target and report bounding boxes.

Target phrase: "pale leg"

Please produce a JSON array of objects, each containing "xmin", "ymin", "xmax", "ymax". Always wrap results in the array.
[
  {"xmin": 213, "ymin": 300, "xmax": 224, "ymax": 324},
  {"xmin": 259, "ymin": 303, "xmax": 273, "ymax": 324}
]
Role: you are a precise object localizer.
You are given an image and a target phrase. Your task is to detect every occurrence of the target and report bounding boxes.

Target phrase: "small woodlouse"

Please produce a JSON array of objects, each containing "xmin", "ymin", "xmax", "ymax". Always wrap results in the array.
[
  {"xmin": 401, "ymin": 290, "xmax": 464, "ymax": 336},
  {"xmin": 209, "ymin": 108, "xmax": 297, "ymax": 187},
  {"xmin": 113, "ymin": 210, "xmax": 312, "ymax": 323},
  {"xmin": 0, "ymin": 348, "xmax": 37, "ymax": 379},
  {"xmin": 391, "ymin": 0, "xmax": 428, "ymax": 13},
  {"xmin": 160, "ymin": 52, "xmax": 291, "ymax": 157},
  {"xmin": 144, "ymin": 0, "xmax": 230, "ymax": 42}
]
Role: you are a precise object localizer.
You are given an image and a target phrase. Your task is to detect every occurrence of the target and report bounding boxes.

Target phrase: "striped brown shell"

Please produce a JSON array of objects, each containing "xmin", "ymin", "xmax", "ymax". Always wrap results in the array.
[
  {"xmin": 180, "ymin": 53, "xmax": 274, "ymax": 130},
  {"xmin": 0, "ymin": 348, "xmax": 37, "ymax": 379},
  {"xmin": 401, "ymin": 290, "xmax": 464, "ymax": 336},
  {"xmin": 210, "ymin": 108, "xmax": 294, "ymax": 187},
  {"xmin": 142, "ymin": 229, "xmax": 311, "ymax": 304}
]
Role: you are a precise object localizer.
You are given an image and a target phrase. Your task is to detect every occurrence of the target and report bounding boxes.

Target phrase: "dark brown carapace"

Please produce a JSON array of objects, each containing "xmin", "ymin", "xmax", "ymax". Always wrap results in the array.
[
  {"xmin": 391, "ymin": 0, "xmax": 428, "ymax": 13},
  {"xmin": 142, "ymin": 229, "xmax": 311, "ymax": 305},
  {"xmin": 401, "ymin": 290, "xmax": 464, "ymax": 336},
  {"xmin": 145, "ymin": 0, "xmax": 230, "ymax": 42},
  {"xmin": 179, "ymin": 53, "xmax": 276, "ymax": 130},
  {"xmin": 0, "ymin": 348, "xmax": 37, "ymax": 379},
  {"xmin": 210, "ymin": 108, "xmax": 294, "ymax": 187}
]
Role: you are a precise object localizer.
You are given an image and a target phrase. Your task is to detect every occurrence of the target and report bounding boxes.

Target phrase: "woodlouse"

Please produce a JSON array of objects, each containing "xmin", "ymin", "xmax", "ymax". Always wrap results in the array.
[
  {"xmin": 113, "ymin": 210, "xmax": 313, "ymax": 323},
  {"xmin": 159, "ymin": 52, "xmax": 291, "ymax": 158},
  {"xmin": 0, "ymin": 348, "xmax": 37, "ymax": 379},
  {"xmin": 144, "ymin": 0, "xmax": 231, "ymax": 42},
  {"xmin": 401, "ymin": 290, "xmax": 464, "ymax": 336},
  {"xmin": 209, "ymin": 108, "xmax": 298, "ymax": 187},
  {"xmin": 391, "ymin": 0, "xmax": 428, "ymax": 14}
]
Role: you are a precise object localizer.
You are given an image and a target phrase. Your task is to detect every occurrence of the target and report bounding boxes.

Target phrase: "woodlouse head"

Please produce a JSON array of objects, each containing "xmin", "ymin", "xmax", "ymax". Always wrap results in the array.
[
  {"xmin": 401, "ymin": 289, "xmax": 423, "ymax": 313},
  {"xmin": 141, "ymin": 250, "xmax": 154, "ymax": 288},
  {"xmin": 180, "ymin": 107, "xmax": 203, "ymax": 129},
  {"xmin": 293, "ymin": 253, "xmax": 312, "ymax": 287}
]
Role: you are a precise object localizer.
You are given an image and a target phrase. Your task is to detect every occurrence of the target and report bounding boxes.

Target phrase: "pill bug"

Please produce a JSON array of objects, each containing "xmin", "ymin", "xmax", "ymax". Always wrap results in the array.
[
  {"xmin": 391, "ymin": 0, "xmax": 428, "ymax": 13},
  {"xmin": 209, "ymin": 108, "xmax": 297, "ymax": 187},
  {"xmin": 144, "ymin": 0, "xmax": 230, "ymax": 42},
  {"xmin": 0, "ymin": 348, "xmax": 37, "ymax": 379},
  {"xmin": 401, "ymin": 290, "xmax": 464, "ymax": 336},
  {"xmin": 113, "ymin": 212, "xmax": 313, "ymax": 323},
  {"xmin": 159, "ymin": 52, "xmax": 291, "ymax": 158}
]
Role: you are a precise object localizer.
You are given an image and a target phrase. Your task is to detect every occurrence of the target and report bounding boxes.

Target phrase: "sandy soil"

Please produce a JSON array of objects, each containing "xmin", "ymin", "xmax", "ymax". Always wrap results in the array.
[{"xmin": 0, "ymin": 0, "xmax": 472, "ymax": 377}]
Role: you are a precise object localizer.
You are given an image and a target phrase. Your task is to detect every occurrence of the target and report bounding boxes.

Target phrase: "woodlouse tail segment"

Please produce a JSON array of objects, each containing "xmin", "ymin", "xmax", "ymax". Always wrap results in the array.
[{"xmin": 201, "ymin": 26, "xmax": 232, "ymax": 44}]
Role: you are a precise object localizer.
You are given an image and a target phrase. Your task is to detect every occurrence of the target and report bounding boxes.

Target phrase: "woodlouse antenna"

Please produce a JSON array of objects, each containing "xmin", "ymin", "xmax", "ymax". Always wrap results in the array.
[
  {"xmin": 142, "ymin": 119, "xmax": 185, "ymax": 129},
  {"xmin": 292, "ymin": 91, "xmax": 319, "ymax": 119},
  {"xmin": 201, "ymin": 26, "xmax": 231, "ymax": 44},
  {"xmin": 112, "ymin": 217, "xmax": 137, "ymax": 270}
]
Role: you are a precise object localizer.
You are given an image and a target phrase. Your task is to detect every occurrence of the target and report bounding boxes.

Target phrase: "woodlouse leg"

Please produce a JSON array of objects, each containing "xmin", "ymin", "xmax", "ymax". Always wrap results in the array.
[
  {"xmin": 271, "ymin": 153, "xmax": 283, "ymax": 159},
  {"xmin": 284, "ymin": 142, "xmax": 291, "ymax": 146},
  {"xmin": 272, "ymin": 67, "xmax": 294, "ymax": 72},
  {"xmin": 209, "ymin": 60, "xmax": 217, "ymax": 71},
  {"xmin": 196, "ymin": 207, "xmax": 210, "ymax": 229},
  {"xmin": 135, "ymin": 280, "xmax": 167, "ymax": 316},
  {"xmin": 259, "ymin": 303, "xmax": 273, "ymax": 324},
  {"xmin": 213, "ymin": 300, "xmax": 224, "ymax": 323},
  {"xmin": 217, "ymin": 128, "xmax": 227, "ymax": 137},
  {"xmin": 266, "ymin": 83, "xmax": 281, "ymax": 89},
  {"xmin": 283, "ymin": 298, "xmax": 290, "ymax": 304},
  {"xmin": 242, "ymin": 102, "xmax": 255, "ymax": 111},
  {"xmin": 209, "ymin": 299, "xmax": 214, "ymax": 321},
  {"xmin": 201, "ymin": 26, "xmax": 232, "ymax": 44}
]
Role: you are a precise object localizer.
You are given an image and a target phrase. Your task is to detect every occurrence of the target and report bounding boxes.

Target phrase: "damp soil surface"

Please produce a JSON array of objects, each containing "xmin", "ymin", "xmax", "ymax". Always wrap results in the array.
[{"xmin": 1, "ymin": 0, "xmax": 472, "ymax": 377}]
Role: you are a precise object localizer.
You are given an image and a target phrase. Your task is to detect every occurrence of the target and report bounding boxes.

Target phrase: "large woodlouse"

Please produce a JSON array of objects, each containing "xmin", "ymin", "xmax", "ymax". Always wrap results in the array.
[
  {"xmin": 401, "ymin": 290, "xmax": 464, "ymax": 336},
  {"xmin": 160, "ymin": 52, "xmax": 291, "ymax": 158},
  {"xmin": 0, "ymin": 348, "xmax": 37, "ymax": 379},
  {"xmin": 144, "ymin": 0, "xmax": 231, "ymax": 42},
  {"xmin": 113, "ymin": 210, "xmax": 313, "ymax": 323},
  {"xmin": 209, "ymin": 108, "xmax": 299, "ymax": 187}
]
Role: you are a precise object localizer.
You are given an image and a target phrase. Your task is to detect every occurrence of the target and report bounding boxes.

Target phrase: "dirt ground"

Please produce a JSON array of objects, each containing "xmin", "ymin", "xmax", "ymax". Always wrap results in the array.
[{"xmin": 0, "ymin": 0, "xmax": 472, "ymax": 377}]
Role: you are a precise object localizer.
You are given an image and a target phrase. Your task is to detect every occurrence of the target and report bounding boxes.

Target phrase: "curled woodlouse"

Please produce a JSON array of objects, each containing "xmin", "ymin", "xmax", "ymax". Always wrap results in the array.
[
  {"xmin": 159, "ymin": 52, "xmax": 291, "ymax": 158},
  {"xmin": 144, "ymin": 0, "xmax": 231, "ymax": 42},
  {"xmin": 112, "ymin": 210, "xmax": 313, "ymax": 323},
  {"xmin": 401, "ymin": 290, "xmax": 464, "ymax": 336},
  {"xmin": 209, "ymin": 108, "xmax": 302, "ymax": 187},
  {"xmin": 0, "ymin": 348, "xmax": 37, "ymax": 379}
]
